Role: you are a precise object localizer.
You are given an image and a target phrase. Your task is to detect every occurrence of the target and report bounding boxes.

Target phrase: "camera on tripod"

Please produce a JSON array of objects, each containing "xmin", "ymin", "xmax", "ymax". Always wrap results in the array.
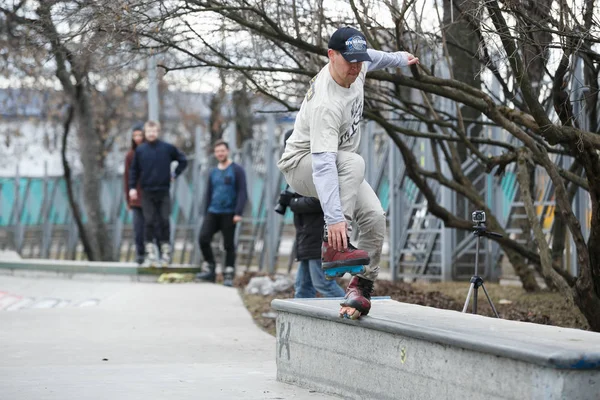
[
  {"xmin": 472, "ymin": 210, "xmax": 486, "ymax": 224},
  {"xmin": 274, "ymin": 189, "xmax": 294, "ymax": 215},
  {"xmin": 462, "ymin": 209, "xmax": 502, "ymax": 318}
]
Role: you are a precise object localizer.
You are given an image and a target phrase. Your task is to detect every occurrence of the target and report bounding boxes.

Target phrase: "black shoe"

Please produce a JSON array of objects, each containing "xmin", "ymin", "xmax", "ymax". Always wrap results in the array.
[
  {"xmin": 196, "ymin": 263, "xmax": 216, "ymax": 283},
  {"xmin": 223, "ymin": 266, "xmax": 235, "ymax": 287}
]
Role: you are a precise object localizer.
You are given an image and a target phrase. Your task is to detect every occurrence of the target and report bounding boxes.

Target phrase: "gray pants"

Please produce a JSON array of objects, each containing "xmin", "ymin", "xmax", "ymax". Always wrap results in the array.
[{"xmin": 281, "ymin": 151, "xmax": 386, "ymax": 281}]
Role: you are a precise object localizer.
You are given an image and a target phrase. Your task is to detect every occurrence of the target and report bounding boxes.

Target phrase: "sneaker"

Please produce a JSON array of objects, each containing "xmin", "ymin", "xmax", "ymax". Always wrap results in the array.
[
  {"xmin": 143, "ymin": 243, "xmax": 158, "ymax": 268},
  {"xmin": 322, "ymin": 239, "xmax": 370, "ymax": 269},
  {"xmin": 223, "ymin": 266, "xmax": 235, "ymax": 287},
  {"xmin": 340, "ymin": 276, "xmax": 374, "ymax": 318},
  {"xmin": 196, "ymin": 262, "xmax": 216, "ymax": 283},
  {"xmin": 160, "ymin": 243, "xmax": 171, "ymax": 267},
  {"xmin": 135, "ymin": 255, "xmax": 145, "ymax": 266}
]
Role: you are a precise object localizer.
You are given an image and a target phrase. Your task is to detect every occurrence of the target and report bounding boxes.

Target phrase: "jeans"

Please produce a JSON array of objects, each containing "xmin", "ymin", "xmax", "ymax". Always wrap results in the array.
[
  {"xmin": 294, "ymin": 259, "xmax": 345, "ymax": 298},
  {"xmin": 141, "ymin": 190, "xmax": 171, "ymax": 245},
  {"xmin": 199, "ymin": 213, "xmax": 237, "ymax": 268},
  {"xmin": 131, "ymin": 206, "xmax": 163, "ymax": 260},
  {"xmin": 281, "ymin": 151, "xmax": 385, "ymax": 281},
  {"xmin": 131, "ymin": 207, "xmax": 145, "ymax": 259}
]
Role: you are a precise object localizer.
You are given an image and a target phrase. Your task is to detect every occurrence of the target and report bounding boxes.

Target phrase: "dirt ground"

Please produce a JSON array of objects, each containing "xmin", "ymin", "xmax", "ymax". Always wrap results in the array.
[{"xmin": 235, "ymin": 272, "xmax": 590, "ymax": 336}]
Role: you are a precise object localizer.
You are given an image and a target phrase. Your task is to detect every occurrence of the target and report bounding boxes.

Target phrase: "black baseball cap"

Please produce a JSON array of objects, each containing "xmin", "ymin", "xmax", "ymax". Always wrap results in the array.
[{"xmin": 328, "ymin": 27, "xmax": 371, "ymax": 63}]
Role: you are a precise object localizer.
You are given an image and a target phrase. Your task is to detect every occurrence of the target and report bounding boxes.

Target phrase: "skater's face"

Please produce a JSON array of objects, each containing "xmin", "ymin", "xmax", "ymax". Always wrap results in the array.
[
  {"xmin": 132, "ymin": 130, "xmax": 144, "ymax": 146},
  {"xmin": 214, "ymin": 144, "xmax": 229, "ymax": 163},
  {"xmin": 328, "ymin": 49, "xmax": 363, "ymax": 88},
  {"xmin": 145, "ymin": 126, "xmax": 159, "ymax": 142}
]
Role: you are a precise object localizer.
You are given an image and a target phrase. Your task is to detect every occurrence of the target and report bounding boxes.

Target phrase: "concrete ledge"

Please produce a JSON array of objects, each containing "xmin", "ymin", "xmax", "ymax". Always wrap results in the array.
[
  {"xmin": 272, "ymin": 298, "xmax": 600, "ymax": 400},
  {"xmin": 0, "ymin": 259, "xmax": 202, "ymax": 277}
]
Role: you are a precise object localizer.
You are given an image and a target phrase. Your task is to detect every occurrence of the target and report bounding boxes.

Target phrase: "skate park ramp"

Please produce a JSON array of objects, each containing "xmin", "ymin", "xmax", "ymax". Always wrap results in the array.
[{"xmin": 272, "ymin": 298, "xmax": 600, "ymax": 400}]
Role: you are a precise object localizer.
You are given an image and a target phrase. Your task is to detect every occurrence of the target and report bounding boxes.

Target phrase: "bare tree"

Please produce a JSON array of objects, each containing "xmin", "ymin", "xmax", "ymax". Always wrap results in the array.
[
  {"xmin": 0, "ymin": 1, "xmax": 147, "ymax": 261},
  {"xmin": 29, "ymin": 0, "xmax": 596, "ymax": 329}
]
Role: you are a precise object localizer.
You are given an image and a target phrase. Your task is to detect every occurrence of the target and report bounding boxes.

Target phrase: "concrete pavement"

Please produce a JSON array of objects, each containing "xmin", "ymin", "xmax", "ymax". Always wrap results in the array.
[{"xmin": 0, "ymin": 276, "xmax": 337, "ymax": 399}]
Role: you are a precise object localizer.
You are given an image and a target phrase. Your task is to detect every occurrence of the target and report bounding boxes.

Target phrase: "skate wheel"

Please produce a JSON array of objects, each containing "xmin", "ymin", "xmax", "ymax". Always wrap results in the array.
[
  {"xmin": 348, "ymin": 310, "xmax": 361, "ymax": 319},
  {"xmin": 339, "ymin": 309, "xmax": 361, "ymax": 320}
]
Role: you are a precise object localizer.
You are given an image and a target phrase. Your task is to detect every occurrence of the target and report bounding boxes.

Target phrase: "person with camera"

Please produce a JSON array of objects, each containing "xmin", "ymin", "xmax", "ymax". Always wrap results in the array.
[
  {"xmin": 277, "ymin": 27, "xmax": 419, "ymax": 318},
  {"xmin": 196, "ymin": 140, "xmax": 248, "ymax": 287},
  {"xmin": 277, "ymin": 189, "xmax": 345, "ymax": 298}
]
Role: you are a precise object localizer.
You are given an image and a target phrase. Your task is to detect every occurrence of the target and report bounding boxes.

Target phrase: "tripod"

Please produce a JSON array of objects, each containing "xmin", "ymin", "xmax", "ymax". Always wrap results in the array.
[{"xmin": 461, "ymin": 223, "xmax": 502, "ymax": 318}]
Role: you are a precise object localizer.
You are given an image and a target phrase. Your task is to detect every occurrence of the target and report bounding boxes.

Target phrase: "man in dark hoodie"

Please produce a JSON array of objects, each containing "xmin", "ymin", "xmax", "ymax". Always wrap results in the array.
[
  {"xmin": 196, "ymin": 140, "xmax": 248, "ymax": 287},
  {"xmin": 129, "ymin": 120, "xmax": 188, "ymax": 267}
]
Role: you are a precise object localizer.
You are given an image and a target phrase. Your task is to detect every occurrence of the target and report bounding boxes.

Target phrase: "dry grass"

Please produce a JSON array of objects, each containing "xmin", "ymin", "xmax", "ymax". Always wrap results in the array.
[{"xmin": 237, "ymin": 273, "xmax": 590, "ymax": 336}]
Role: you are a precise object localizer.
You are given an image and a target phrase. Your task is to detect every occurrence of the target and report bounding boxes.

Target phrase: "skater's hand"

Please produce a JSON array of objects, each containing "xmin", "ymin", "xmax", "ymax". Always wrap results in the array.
[
  {"xmin": 129, "ymin": 189, "xmax": 138, "ymax": 201},
  {"xmin": 233, "ymin": 215, "xmax": 242, "ymax": 224},
  {"xmin": 407, "ymin": 53, "xmax": 420, "ymax": 65},
  {"xmin": 328, "ymin": 221, "xmax": 348, "ymax": 251}
]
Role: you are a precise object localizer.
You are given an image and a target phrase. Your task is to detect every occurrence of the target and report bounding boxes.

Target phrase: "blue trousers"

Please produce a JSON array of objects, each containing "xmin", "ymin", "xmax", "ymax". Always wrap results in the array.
[{"xmin": 294, "ymin": 259, "xmax": 345, "ymax": 298}]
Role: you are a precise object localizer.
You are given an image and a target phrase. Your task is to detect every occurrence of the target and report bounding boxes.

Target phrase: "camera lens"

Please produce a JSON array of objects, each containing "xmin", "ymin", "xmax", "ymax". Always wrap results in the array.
[{"xmin": 274, "ymin": 203, "xmax": 287, "ymax": 215}]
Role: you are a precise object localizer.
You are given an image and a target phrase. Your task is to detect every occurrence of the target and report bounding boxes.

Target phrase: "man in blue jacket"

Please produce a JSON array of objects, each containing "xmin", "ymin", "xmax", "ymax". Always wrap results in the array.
[
  {"xmin": 196, "ymin": 140, "xmax": 248, "ymax": 287},
  {"xmin": 129, "ymin": 120, "xmax": 188, "ymax": 267}
]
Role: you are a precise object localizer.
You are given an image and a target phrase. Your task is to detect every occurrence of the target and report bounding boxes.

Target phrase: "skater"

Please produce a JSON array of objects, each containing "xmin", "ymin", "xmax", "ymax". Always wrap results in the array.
[
  {"xmin": 196, "ymin": 140, "xmax": 248, "ymax": 287},
  {"xmin": 124, "ymin": 123, "xmax": 146, "ymax": 265},
  {"xmin": 277, "ymin": 27, "xmax": 419, "ymax": 318},
  {"xmin": 129, "ymin": 120, "xmax": 188, "ymax": 267}
]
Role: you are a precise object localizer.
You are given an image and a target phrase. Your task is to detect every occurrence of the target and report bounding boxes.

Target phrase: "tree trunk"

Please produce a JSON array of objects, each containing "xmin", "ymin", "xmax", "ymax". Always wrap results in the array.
[
  {"xmin": 552, "ymin": 163, "xmax": 583, "ymax": 267},
  {"xmin": 61, "ymin": 105, "xmax": 96, "ymax": 261},
  {"xmin": 233, "ymin": 80, "xmax": 253, "ymax": 148},
  {"xmin": 209, "ymin": 70, "xmax": 227, "ymax": 149},
  {"xmin": 73, "ymin": 87, "xmax": 114, "ymax": 261},
  {"xmin": 576, "ymin": 231, "xmax": 600, "ymax": 331},
  {"xmin": 575, "ymin": 151, "xmax": 600, "ymax": 331},
  {"xmin": 486, "ymin": 214, "xmax": 540, "ymax": 291},
  {"xmin": 503, "ymin": 248, "xmax": 539, "ymax": 292}
]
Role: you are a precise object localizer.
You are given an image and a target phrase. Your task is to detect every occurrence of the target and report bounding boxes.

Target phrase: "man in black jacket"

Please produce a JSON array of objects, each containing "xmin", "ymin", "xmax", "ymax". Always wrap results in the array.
[
  {"xmin": 129, "ymin": 120, "xmax": 188, "ymax": 267},
  {"xmin": 287, "ymin": 192, "xmax": 345, "ymax": 298}
]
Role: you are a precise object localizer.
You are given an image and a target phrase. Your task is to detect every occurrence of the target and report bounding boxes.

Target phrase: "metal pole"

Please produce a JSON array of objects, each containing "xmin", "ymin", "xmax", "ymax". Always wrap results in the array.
[
  {"xmin": 474, "ymin": 232, "xmax": 480, "ymax": 276},
  {"xmin": 366, "ymin": 121, "xmax": 375, "ymax": 185},
  {"xmin": 191, "ymin": 125, "xmax": 203, "ymax": 265},
  {"xmin": 439, "ymin": 138, "xmax": 454, "ymax": 281},
  {"xmin": 14, "ymin": 164, "xmax": 23, "ymax": 254},
  {"xmin": 265, "ymin": 114, "xmax": 277, "ymax": 273},
  {"xmin": 389, "ymin": 138, "xmax": 402, "ymax": 281},
  {"xmin": 473, "ymin": 234, "xmax": 481, "ymax": 315},
  {"xmin": 148, "ymin": 54, "xmax": 160, "ymax": 122},
  {"xmin": 570, "ymin": 56, "xmax": 587, "ymax": 276},
  {"xmin": 41, "ymin": 161, "xmax": 50, "ymax": 258}
]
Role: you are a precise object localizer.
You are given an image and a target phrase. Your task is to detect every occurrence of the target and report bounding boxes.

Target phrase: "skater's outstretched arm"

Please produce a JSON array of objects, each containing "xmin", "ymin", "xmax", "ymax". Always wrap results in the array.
[{"xmin": 366, "ymin": 49, "xmax": 419, "ymax": 72}]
